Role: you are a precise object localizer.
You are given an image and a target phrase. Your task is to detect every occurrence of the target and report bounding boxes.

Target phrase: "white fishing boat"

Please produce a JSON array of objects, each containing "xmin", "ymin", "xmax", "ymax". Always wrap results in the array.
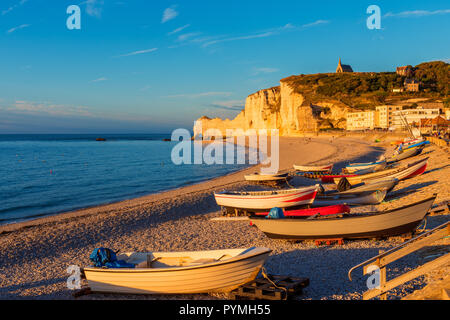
[
  {"xmin": 335, "ymin": 158, "xmax": 428, "ymax": 186},
  {"xmin": 293, "ymin": 164, "xmax": 333, "ymax": 172},
  {"xmin": 244, "ymin": 172, "xmax": 289, "ymax": 182},
  {"xmin": 214, "ymin": 185, "xmax": 319, "ymax": 210},
  {"xmin": 314, "ymin": 189, "xmax": 387, "ymax": 206},
  {"xmin": 83, "ymin": 247, "xmax": 271, "ymax": 294},
  {"xmin": 250, "ymin": 196, "xmax": 436, "ymax": 240},
  {"xmin": 344, "ymin": 160, "xmax": 386, "ymax": 174},
  {"xmin": 386, "ymin": 146, "xmax": 424, "ymax": 164},
  {"xmin": 338, "ymin": 178, "xmax": 399, "ymax": 194}
]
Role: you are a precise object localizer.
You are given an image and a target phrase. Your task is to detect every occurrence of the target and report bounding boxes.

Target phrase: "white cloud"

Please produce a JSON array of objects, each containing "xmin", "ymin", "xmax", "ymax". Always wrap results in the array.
[
  {"xmin": 90, "ymin": 77, "xmax": 107, "ymax": 83},
  {"xmin": 168, "ymin": 24, "xmax": 190, "ymax": 35},
  {"xmin": 200, "ymin": 21, "xmax": 328, "ymax": 47},
  {"xmin": 9, "ymin": 100, "xmax": 93, "ymax": 117},
  {"xmin": 2, "ymin": 0, "xmax": 28, "ymax": 16},
  {"xmin": 202, "ymin": 31, "xmax": 276, "ymax": 47},
  {"xmin": 116, "ymin": 48, "xmax": 158, "ymax": 57},
  {"xmin": 162, "ymin": 6, "xmax": 178, "ymax": 23},
  {"xmin": 384, "ymin": 9, "xmax": 450, "ymax": 18},
  {"xmin": 253, "ymin": 67, "xmax": 279, "ymax": 75},
  {"xmin": 177, "ymin": 32, "xmax": 202, "ymax": 41},
  {"xmin": 6, "ymin": 24, "xmax": 30, "ymax": 34},
  {"xmin": 301, "ymin": 20, "xmax": 330, "ymax": 28},
  {"xmin": 210, "ymin": 100, "xmax": 245, "ymax": 111}
]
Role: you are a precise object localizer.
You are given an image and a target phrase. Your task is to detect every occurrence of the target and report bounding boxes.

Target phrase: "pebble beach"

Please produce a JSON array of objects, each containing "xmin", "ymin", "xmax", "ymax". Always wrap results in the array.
[{"xmin": 0, "ymin": 135, "xmax": 448, "ymax": 300}]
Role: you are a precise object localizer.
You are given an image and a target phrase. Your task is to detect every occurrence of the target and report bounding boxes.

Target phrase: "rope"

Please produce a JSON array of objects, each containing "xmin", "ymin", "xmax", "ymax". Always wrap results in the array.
[
  {"xmin": 416, "ymin": 217, "xmax": 428, "ymax": 233},
  {"xmin": 261, "ymin": 267, "xmax": 288, "ymax": 295},
  {"xmin": 285, "ymin": 177, "xmax": 296, "ymax": 189}
]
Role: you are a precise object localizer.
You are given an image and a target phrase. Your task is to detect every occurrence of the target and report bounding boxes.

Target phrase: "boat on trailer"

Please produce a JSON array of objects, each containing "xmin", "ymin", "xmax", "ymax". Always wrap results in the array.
[
  {"xmin": 249, "ymin": 196, "xmax": 436, "ymax": 240},
  {"xmin": 293, "ymin": 164, "xmax": 333, "ymax": 172},
  {"xmin": 214, "ymin": 185, "xmax": 319, "ymax": 210},
  {"xmin": 83, "ymin": 247, "xmax": 271, "ymax": 294}
]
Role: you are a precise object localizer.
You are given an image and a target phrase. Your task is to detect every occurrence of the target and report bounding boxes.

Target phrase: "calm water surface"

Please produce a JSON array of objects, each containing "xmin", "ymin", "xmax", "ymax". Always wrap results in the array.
[{"xmin": 0, "ymin": 134, "xmax": 249, "ymax": 224}]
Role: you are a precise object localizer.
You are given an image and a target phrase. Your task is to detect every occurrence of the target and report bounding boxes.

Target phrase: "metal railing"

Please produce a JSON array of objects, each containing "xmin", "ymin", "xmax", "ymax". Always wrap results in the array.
[{"xmin": 348, "ymin": 221, "xmax": 450, "ymax": 300}]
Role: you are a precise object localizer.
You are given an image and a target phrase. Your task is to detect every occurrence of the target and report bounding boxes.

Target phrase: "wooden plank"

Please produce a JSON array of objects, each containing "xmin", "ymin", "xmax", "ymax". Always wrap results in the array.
[{"xmin": 363, "ymin": 252, "xmax": 450, "ymax": 300}]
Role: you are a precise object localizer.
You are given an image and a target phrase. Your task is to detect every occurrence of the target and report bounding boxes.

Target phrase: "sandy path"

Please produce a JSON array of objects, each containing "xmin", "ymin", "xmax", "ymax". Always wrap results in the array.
[{"xmin": 0, "ymin": 136, "xmax": 447, "ymax": 300}]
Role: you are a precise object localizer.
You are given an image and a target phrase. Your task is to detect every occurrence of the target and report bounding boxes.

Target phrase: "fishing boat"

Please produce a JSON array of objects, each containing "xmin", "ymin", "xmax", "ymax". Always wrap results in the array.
[
  {"xmin": 244, "ymin": 172, "xmax": 289, "ymax": 182},
  {"xmin": 302, "ymin": 165, "xmax": 383, "ymax": 183},
  {"xmin": 254, "ymin": 204, "xmax": 350, "ymax": 217},
  {"xmin": 344, "ymin": 160, "xmax": 386, "ymax": 174},
  {"xmin": 334, "ymin": 157, "xmax": 428, "ymax": 186},
  {"xmin": 314, "ymin": 189, "xmax": 387, "ymax": 206},
  {"xmin": 214, "ymin": 185, "xmax": 319, "ymax": 210},
  {"xmin": 302, "ymin": 173, "xmax": 358, "ymax": 183},
  {"xmin": 398, "ymin": 140, "xmax": 430, "ymax": 152},
  {"xmin": 249, "ymin": 196, "xmax": 436, "ymax": 240},
  {"xmin": 293, "ymin": 164, "xmax": 333, "ymax": 172},
  {"xmin": 83, "ymin": 247, "xmax": 271, "ymax": 294},
  {"xmin": 385, "ymin": 146, "xmax": 424, "ymax": 164},
  {"xmin": 337, "ymin": 178, "xmax": 399, "ymax": 194}
]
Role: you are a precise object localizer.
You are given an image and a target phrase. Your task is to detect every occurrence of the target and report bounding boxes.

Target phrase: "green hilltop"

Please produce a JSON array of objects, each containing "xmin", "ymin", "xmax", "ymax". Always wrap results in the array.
[{"xmin": 281, "ymin": 61, "xmax": 449, "ymax": 110}]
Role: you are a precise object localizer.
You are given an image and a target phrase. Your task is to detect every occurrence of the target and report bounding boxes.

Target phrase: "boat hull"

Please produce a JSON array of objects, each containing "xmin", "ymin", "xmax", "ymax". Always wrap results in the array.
[
  {"xmin": 293, "ymin": 164, "xmax": 333, "ymax": 172},
  {"xmin": 250, "ymin": 196, "xmax": 435, "ymax": 240},
  {"xmin": 254, "ymin": 204, "xmax": 350, "ymax": 217},
  {"xmin": 386, "ymin": 147, "xmax": 423, "ymax": 163},
  {"xmin": 314, "ymin": 189, "xmax": 387, "ymax": 206},
  {"xmin": 344, "ymin": 161, "xmax": 386, "ymax": 174},
  {"xmin": 335, "ymin": 158, "xmax": 428, "ymax": 185},
  {"xmin": 244, "ymin": 173, "xmax": 288, "ymax": 182},
  {"xmin": 214, "ymin": 186, "xmax": 318, "ymax": 210},
  {"xmin": 83, "ymin": 248, "xmax": 271, "ymax": 294},
  {"xmin": 339, "ymin": 178, "xmax": 398, "ymax": 194}
]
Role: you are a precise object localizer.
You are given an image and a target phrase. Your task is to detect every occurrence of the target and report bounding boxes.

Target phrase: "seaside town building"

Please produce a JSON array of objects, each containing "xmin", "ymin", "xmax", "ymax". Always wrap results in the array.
[
  {"xmin": 375, "ymin": 105, "xmax": 404, "ymax": 129},
  {"xmin": 336, "ymin": 58, "xmax": 353, "ymax": 73},
  {"xmin": 404, "ymin": 78, "xmax": 420, "ymax": 92},
  {"xmin": 419, "ymin": 115, "xmax": 450, "ymax": 134},
  {"xmin": 392, "ymin": 107, "xmax": 440, "ymax": 129},
  {"xmin": 396, "ymin": 66, "xmax": 414, "ymax": 77},
  {"xmin": 346, "ymin": 111, "xmax": 375, "ymax": 130}
]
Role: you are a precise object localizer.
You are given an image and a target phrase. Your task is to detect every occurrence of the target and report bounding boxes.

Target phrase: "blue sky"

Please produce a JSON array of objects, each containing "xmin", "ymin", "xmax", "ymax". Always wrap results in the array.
[{"xmin": 0, "ymin": 0, "xmax": 449, "ymax": 133}]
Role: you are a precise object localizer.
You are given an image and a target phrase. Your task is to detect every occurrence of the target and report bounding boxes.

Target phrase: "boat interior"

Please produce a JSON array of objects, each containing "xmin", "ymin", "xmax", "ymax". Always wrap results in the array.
[{"xmin": 115, "ymin": 248, "xmax": 253, "ymax": 269}]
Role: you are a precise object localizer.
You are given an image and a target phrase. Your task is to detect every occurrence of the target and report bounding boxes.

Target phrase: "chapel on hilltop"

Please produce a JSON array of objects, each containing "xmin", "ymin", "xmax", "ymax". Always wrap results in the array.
[{"xmin": 336, "ymin": 57, "xmax": 353, "ymax": 73}]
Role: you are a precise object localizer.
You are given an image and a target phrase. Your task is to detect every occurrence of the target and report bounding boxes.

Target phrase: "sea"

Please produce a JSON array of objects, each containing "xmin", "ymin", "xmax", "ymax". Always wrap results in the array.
[{"xmin": 0, "ymin": 134, "xmax": 250, "ymax": 225}]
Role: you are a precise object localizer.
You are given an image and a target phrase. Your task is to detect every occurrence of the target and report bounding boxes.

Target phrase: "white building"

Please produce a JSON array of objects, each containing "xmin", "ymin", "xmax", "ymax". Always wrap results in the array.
[
  {"xmin": 392, "ymin": 107, "xmax": 440, "ymax": 129},
  {"xmin": 375, "ymin": 105, "xmax": 404, "ymax": 129},
  {"xmin": 347, "ymin": 111, "xmax": 375, "ymax": 131}
]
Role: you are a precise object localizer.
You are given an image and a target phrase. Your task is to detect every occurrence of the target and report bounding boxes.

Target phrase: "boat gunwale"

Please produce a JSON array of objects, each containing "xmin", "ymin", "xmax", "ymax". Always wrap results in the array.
[
  {"xmin": 214, "ymin": 185, "xmax": 318, "ymax": 198},
  {"xmin": 250, "ymin": 195, "xmax": 436, "ymax": 222},
  {"xmin": 83, "ymin": 248, "xmax": 272, "ymax": 273}
]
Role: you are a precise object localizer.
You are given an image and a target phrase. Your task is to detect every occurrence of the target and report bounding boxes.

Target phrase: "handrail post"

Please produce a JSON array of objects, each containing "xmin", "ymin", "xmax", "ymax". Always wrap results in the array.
[
  {"xmin": 379, "ymin": 266, "xmax": 387, "ymax": 300},
  {"xmin": 378, "ymin": 250, "xmax": 387, "ymax": 300}
]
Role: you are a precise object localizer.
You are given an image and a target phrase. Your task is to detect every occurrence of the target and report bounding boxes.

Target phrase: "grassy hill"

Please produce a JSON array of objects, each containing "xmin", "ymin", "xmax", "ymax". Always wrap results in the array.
[{"xmin": 281, "ymin": 61, "xmax": 449, "ymax": 110}]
